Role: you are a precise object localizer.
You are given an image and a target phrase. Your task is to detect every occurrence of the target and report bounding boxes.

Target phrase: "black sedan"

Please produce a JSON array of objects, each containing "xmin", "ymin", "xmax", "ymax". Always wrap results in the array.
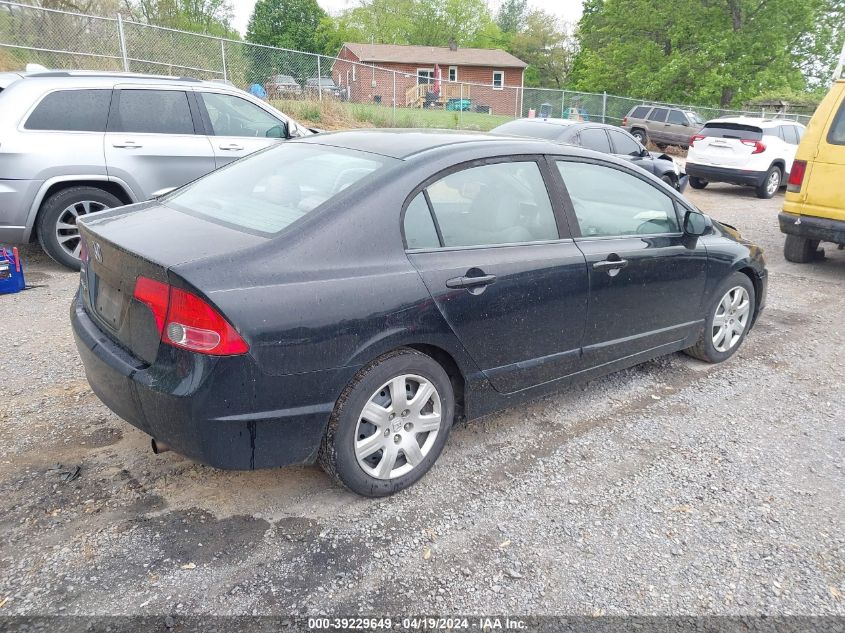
[
  {"xmin": 72, "ymin": 130, "xmax": 767, "ymax": 497},
  {"xmin": 491, "ymin": 118, "xmax": 689, "ymax": 192}
]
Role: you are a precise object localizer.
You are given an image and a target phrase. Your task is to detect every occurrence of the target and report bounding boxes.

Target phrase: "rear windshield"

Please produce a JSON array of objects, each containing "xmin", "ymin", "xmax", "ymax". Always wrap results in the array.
[
  {"xmin": 492, "ymin": 120, "xmax": 567, "ymax": 140},
  {"xmin": 629, "ymin": 105, "xmax": 650, "ymax": 118},
  {"xmin": 164, "ymin": 142, "xmax": 395, "ymax": 235},
  {"xmin": 700, "ymin": 122, "xmax": 763, "ymax": 140}
]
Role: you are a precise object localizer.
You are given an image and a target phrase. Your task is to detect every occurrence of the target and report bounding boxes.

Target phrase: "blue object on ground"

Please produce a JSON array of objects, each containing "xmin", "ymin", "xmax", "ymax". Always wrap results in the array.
[
  {"xmin": 248, "ymin": 83, "xmax": 267, "ymax": 99},
  {"xmin": 0, "ymin": 246, "xmax": 25, "ymax": 294},
  {"xmin": 446, "ymin": 98, "xmax": 471, "ymax": 111}
]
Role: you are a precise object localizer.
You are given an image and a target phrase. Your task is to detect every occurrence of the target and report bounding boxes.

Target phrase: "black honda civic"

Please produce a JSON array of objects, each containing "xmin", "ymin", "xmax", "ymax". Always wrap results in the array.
[{"xmin": 72, "ymin": 130, "xmax": 767, "ymax": 497}]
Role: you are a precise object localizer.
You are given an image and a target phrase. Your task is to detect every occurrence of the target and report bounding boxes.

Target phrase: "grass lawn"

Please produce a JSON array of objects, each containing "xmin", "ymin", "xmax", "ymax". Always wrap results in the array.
[{"xmin": 271, "ymin": 98, "xmax": 514, "ymax": 132}]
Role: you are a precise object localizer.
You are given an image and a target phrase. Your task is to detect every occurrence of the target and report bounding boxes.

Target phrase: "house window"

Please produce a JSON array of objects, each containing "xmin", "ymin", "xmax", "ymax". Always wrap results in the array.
[
  {"xmin": 493, "ymin": 71, "xmax": 504, "ymax": 90},
  {"xmin": 449, "ymin": 66, "xmax": 458, "ymax": 82},
  {"xmin": 417, "ymin": 68, "xmax": 434, "ymax": 85}
]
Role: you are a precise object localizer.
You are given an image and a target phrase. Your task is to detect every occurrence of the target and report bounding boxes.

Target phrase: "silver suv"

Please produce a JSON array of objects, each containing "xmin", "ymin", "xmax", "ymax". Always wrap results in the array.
[
  {"xmin": 622, "ymin": 104, "xmax": 704, "ymax": 148},
  {"xmin": 0, "ymin": 70, "xmax": 312, "ymax": 269}
]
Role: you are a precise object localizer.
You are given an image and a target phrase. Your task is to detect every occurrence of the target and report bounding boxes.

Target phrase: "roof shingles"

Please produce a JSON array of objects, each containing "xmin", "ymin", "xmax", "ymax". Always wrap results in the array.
[{"xmin": 341, "ymin": 43, "xmax": 527, "ymax": 69}]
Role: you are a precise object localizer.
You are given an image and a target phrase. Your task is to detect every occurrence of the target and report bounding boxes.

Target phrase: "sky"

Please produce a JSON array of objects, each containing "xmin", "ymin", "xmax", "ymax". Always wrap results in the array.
[{"xmin": 231, "ymin": 0, "xmax": 584, "ymax": 38}]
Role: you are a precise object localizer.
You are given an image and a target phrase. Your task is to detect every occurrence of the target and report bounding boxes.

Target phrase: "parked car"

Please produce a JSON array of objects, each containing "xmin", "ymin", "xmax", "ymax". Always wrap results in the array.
[
  {"xmin": 780, "ymin": 78, "xmax": 845, "ymax": 262},
  {"xmin": 265, "ymin": 74, "xmax": 302, "ymax": 99},
  {"xmin": 622, "ymin": 104, "xmax": 704, "ymax": 147},
  {"xmin": 305, "ymin": 77, "xmax": 345, "ymax": 100},
  {"xmin": 491, "ymin": 118, "xmax": 688, "ymax": 192},
  {"xmin": 72, "ymin": 130, "xmax": 767, "ymax": 497},
  {"xmin": 686, "ymin": 117, "xmax": 805, "ymax": 199},
  {"xmin": 0, "ymin": 69, "xmax": 313, "ymax": 269}
]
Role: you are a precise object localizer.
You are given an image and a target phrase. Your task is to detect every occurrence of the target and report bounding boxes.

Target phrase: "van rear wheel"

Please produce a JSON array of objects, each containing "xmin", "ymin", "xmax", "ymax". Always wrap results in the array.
[
  {"xmin": 783, "ymin": 234, "xmax": 822, "ymax": 264},
  {"xmin": 37, "ymin": 186, "xmax": 122, "ymax": 270}
]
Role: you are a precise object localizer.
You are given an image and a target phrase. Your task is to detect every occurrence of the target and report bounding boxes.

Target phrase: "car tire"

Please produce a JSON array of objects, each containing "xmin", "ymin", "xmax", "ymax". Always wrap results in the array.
[
  {"xmin": 689, "ymin": 176, "xmax": 708, "ymax": 190},
  {"xmin": 631, "ymin": 128, "xmax": 647, "ymax": 144},
  {"xmin": 755, "ymin": 165, "xmax": 782, "ymax": 199},
  {"xmin": 318, "ymin": 348, "xmax": 455, "ymax": 497},
  {"xmin": 684, "ymin": 272, "xmax": 756, "ymax": 364},
  {"xmin": 37, "ymin": 186, "xmax": 122, "ymax": 271},
  {"xmin": 783, "ymin": 234, "xmax": 822, "ymax": 263}
]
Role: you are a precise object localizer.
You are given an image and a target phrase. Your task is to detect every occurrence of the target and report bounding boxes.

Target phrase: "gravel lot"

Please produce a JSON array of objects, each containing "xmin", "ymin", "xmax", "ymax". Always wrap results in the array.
[{"xmin": 1, "ymin": 184, "xmax": 844, "ymax": 619}]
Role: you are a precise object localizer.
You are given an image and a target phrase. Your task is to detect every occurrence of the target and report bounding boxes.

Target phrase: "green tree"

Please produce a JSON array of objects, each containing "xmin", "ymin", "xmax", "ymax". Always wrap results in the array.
[
  {"xmin": 508, "ymin": 9, "xmax": 574, "ymax": 88},
  {"xmin": 571, "ymin": 0, "xmax": 844, "ymax": 107},
  {"xmin": 246, "ymin": 0, "xmax": 326, "ymax": 53},
  {"xmin": 130, "ymin": 0, "xmax": 236, "ymax": 36},
  {"xmin": 495, "ymin": 0, "xmax": 527, "ymax": 35}
]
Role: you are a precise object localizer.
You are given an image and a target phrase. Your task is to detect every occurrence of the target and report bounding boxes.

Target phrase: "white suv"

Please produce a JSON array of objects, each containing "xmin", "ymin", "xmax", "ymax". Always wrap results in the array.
[{"xmin": 685, "ymin": 117, "xmax": 805, "ymax": 199}]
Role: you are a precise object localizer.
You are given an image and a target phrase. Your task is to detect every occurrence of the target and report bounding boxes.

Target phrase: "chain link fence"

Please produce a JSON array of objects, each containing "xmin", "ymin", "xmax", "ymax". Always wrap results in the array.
[{"xmin": 0, "ymin": 0, "xmax": 814, "ymax": 132}]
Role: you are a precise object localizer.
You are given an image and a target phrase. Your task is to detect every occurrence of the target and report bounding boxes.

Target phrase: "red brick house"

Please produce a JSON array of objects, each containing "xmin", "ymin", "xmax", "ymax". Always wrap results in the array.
[{"xmin": 331, "ymin": 43, "xmax": 527, "ymax": 116}]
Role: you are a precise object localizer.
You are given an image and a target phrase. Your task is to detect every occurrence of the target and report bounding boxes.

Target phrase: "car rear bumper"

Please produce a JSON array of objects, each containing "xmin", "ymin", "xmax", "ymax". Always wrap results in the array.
[
  {"xmin": 0, "ymin": 179, "xmax": 41, "ymax": 243},
  {"xmin": 71, "ymin": 292, "xmax": 352, "ymax": 470},
  {"xmin": 686, "ymin": 163, "xmax": 766, "ymax": 186},
  {"xmin": 779, "ymin": 212, "xmax": 845, "ymax": 245}
]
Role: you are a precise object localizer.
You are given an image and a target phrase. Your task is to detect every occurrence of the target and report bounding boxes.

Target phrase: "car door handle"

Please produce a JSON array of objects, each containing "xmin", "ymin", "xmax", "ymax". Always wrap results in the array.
[
  {"xmin": 445, "ymin": 274, "xmax": 497, "ymax": 289},
  {"xmin": 593, "ymin": 259, "xmax": 628, "ymax": 271},
  {"xmin": 219, "ymin": 143, "xmax": 244, "ymax": 151},
  {"xmin": 112, "ymin": 141, "xmax": 142, "ymax": 149}
]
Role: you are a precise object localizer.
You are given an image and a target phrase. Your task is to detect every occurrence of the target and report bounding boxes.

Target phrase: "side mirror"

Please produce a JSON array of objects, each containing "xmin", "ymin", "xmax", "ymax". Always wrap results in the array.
[
  {"xmin": 266, "ymin": 122, "xmax": 290, "ymax": 139},
  {"xmin": 683, "ymin": 210, "xmax": 707, "ymax": 236},
  {"xmin": 640, "ymin": 147, "xmax": 650, "ymax": 157}
]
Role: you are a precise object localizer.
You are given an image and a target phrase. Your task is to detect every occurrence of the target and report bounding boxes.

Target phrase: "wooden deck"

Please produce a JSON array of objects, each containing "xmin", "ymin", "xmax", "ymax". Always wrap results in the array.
[{"xmin": 405, "ymin": 83, "xmax": 469, "ymax": 108}]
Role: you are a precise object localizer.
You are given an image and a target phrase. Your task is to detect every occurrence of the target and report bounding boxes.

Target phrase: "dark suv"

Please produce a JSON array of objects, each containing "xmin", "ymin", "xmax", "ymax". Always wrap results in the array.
[{"xmin": 623, "ymin": 104, "xmax": 704, "ymax": 148}]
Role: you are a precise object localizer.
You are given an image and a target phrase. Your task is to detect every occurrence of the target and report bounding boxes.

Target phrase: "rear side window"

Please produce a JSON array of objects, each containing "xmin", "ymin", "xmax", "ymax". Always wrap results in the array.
[
  {"xmin": 648, "ymin": 107, "xmax": 669, "ymax": 122},
  {"xmin": 557, "ymin": 161, "xmax": 679, "ymax": 237},
  {"xmin": 578, "ymin": 128, "xmax": 611, "ymax": 153},
  {"xmin": 828, "ymin": 100, "xmax": 845, "ymax": 145},
  {"xmin": 781, "ymin": 125, "xmax": 799, "ymax": 145},
  {"xmin": 423, "ymin": 161, "xmax": 558, "ymax": 247},
  {"xmin": 629, "ymin": 105, "xmax": 649, "ymax": 119},
  {"xmin": 165, "ymin": 143, "xmax": 394, "ymax": 235},
  {"xmin": 403, "ymin": 193, "xmax": 440, "ymax": 249},
  {"xmin": 700, "ymin": 123, "xmax": 763, "ymax": 141},
  {"xmin": 112, "ymin": 89, "xmax": 194, "ymax": 134},
  {"xmin": 25, "ymin": 89, "xmax": 111, "ymax": 132},
  {"xmin": 608, "ymin": 129, "xmax": 642, "ymax": 156}
]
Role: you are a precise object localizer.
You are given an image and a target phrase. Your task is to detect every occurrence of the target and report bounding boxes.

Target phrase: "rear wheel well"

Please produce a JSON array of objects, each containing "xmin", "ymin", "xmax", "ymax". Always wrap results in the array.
[
  {"xmin": 769, "ymin": 159, "xmax": 785, "ymax": 174},
  {"xmin": 405, "ymin": 344, "xmax": 466, "ymax": 422},
  {"xmin": 33, "ymin": 180, "xmax": 133, "ymax": 240}
]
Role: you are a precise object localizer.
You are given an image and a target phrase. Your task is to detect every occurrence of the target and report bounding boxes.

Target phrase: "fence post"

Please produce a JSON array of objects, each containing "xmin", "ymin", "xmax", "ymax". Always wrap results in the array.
[
  {"xmin": 392, "ymin": 70, "xmax": 396, "ymax": 125},
  {"xmin": 220, "ymin": 40, "xmax": 227, "ymax": 80},
  {"xmin": 117, "ymin": 13, "xmax": 129, "ymax": 72},
  {"xmin": 317, "ymin": 56, "xmax": 322, "ymax": 103},
  {"xmin": 602, "ymin": 91, "xmax": 607, "ymax": 124},
  {"xmin": 561, "ymin": 90, "xmax": 565, "ymax": 118},
  {"xmin": 459, "ymin": 83, "xmax": 463, "ymax": 129}
]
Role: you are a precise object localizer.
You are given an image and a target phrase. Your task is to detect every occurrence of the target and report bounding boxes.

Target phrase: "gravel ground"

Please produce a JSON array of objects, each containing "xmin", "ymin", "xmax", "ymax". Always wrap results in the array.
[{"xmin": 1, "ymin": 184, "xmax": 844, "ymax": 619}]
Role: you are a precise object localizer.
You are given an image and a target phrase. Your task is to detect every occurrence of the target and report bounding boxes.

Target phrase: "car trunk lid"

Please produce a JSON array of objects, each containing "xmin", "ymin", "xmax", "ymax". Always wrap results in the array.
[
  {"xmin": 691, "ymin": 122, "xmax": 764, "ymax": 168},
  {"xmin": 78, "ymin": 202, "xmax": 267, "ymax": 364}
]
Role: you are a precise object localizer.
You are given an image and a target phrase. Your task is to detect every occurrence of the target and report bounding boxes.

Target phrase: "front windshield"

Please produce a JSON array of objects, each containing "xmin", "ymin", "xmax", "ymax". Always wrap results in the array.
[{"xmin": 164, "ymin": 143, "xmax": 396, "ymax": 235}]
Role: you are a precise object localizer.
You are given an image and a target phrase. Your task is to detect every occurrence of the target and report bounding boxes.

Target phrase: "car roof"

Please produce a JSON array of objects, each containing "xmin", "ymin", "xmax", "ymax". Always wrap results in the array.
[
  {"xmin": 705, "ymin": 116, "xmax": 804, "ymax": 128},
  {"xmin": 502, "ymin": 117, "xmax": 579, "ymax": 128},
  {"xmin": 7, "ymin": 69, "xmax": 225, "ymax": 89},
  {"xmin": 296, "ymin": 128, "xmax": 599, "ymax": 160}
]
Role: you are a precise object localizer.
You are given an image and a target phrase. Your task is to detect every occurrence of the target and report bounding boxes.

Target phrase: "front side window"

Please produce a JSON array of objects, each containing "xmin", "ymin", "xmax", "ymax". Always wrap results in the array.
[
  {"xmin": 113, "ymin": 89, "xmax": 194, "ymax": 135},
  {"xmin": 200, "ymin": 92, "xmax": 285, "ymax": 138},
  {"xmin": 557, "ymin": 161, "xmax": 679, "ymax": 237},
  {"xmin": 608, "ymin": 129, "xmax": 642, "ymax": 156},
  {"xmin": 493, "ymin": 71, "xmax": 504, "ymax": 89},
  {"xmin": 578, "ymin": 128, "xmax": 611, "ymax": 153},
  {"xmin": 423, "ymin": 161, "xmax": 558, "ymax": 247},
  {"xmin": 648, "ymin": 107, "xmax": 669, "ymax": 123},
  {"xmin": 25, "ymin": 89, "xmax": 111, "ymax": 132},
  {"xmin": 667, "ymin": 109, "xmax": 688, "ymax": 125},
  {"xmin": 164, "ymin": 143, "xmax": 395, "ymax": 235}
]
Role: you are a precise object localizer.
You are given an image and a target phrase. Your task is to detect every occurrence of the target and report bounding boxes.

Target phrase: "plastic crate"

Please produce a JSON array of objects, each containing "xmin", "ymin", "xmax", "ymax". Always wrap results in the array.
[{"xmin": 0, "ymin": 247, "xmax": 25, "ymax": 295}]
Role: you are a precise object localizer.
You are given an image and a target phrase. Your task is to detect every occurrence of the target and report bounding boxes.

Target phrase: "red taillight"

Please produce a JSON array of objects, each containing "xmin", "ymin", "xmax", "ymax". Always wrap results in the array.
[
  {"xmin": 741, "ymin": 139, "xmax": 766, "ymax": 154},
  {"xmin": 787, "ymin": 159, "xmax": 807, "ymax": 193},
  {"xmin": 132, "ymin": 276, "xmax": 248, "ymax": 356},
  {"xmin": 690, "ymin": 134, "xmax": 705, "ymax": 147},
  {"xmin": 622, "ymin": 116, "xmax": 628, "ymax": 126}
]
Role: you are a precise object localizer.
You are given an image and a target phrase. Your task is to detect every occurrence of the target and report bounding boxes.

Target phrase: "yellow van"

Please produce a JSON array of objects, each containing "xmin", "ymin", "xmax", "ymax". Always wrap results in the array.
[{"xmin": 780, "ymin": 79, "xmax": 845, "ymax": 262}]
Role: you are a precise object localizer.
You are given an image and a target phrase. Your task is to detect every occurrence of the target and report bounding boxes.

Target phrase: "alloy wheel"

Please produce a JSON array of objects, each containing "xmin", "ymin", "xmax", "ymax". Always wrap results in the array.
[
  {"xmin": 766, "ymin": 170, "xmax": 780, "ymax": 196},
  {"xmin": 712, "ymin": 286, "xmax": 751, "ymax": 353},
  {"xmin": 354, "ymin": 374, "xmax": 442, "ymax": 480},
  {"xmin": 55, "ymin": 200, "xmax": 109, "ymax": 259}
]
